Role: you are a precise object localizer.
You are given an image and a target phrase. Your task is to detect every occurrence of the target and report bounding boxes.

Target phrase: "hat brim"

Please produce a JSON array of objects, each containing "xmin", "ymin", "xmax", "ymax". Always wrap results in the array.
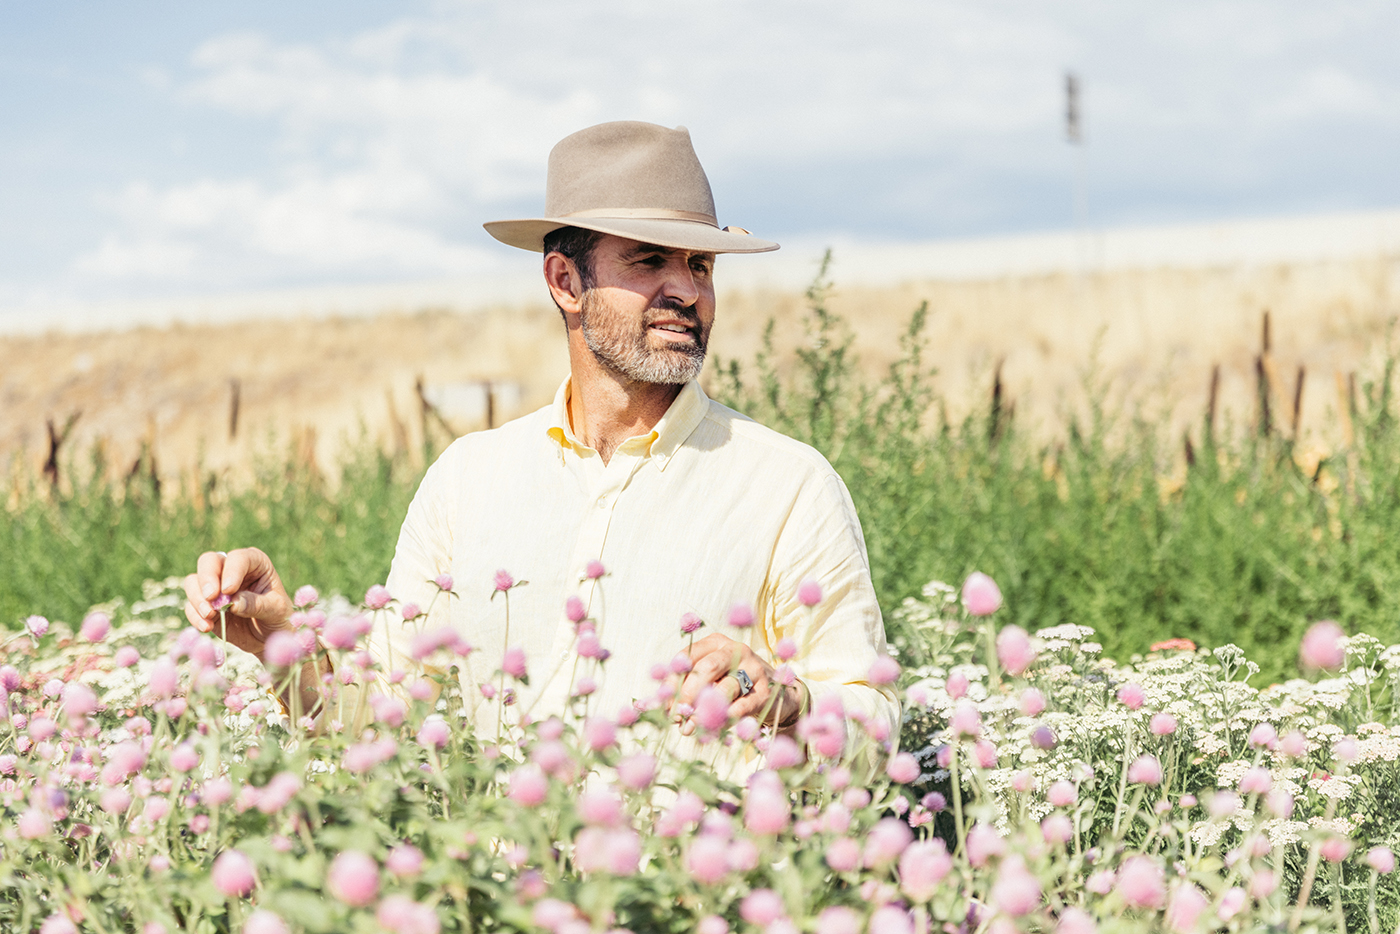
[{"xmin": 483, "ymin": 217, "xmax": 779, "ymax": 255}]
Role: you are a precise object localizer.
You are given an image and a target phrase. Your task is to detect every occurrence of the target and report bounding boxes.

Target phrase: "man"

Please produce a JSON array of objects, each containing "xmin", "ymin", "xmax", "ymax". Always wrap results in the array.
[{"xmin": 184, "ymin": 122, "xmax": 897, "ymax": 770}]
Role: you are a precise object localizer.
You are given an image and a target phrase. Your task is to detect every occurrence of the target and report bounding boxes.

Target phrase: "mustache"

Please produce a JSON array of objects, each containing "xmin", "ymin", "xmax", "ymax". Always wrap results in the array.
[{"xmin": 645, "ymin": 300, "xmax": 700, "ymax": 326}]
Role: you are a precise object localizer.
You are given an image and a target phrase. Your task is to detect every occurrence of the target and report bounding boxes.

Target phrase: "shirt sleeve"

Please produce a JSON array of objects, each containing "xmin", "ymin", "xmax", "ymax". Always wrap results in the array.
[{"xmin": 760, "ymin": 462, "xmax": 901, "ymax": 771}]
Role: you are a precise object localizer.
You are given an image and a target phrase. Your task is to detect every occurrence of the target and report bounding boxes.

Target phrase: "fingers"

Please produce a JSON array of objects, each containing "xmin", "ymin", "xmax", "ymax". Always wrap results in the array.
[
  {"xmin": 676, "ymin": 643, "xmax": 744, "ymax": 709},
  {"xmin": 232, "ymin": 588, "xmax": 292, "ymax": 629},
  {"xmin": 196, "ymin": 551, "xmax": 226, "ymax": 602},
  {"xmin": 221, "ymin": 549, "xmax": 258, "ymax": 598}
]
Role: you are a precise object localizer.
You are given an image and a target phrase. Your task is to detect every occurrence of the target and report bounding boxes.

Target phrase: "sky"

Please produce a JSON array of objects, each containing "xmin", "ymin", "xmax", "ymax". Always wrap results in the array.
[{"xmin": 2, "ymin": 0, "xmax": 1398, "ymax": 311}]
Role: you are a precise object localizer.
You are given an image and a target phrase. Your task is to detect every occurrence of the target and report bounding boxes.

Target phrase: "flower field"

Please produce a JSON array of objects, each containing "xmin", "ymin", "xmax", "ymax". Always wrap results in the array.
[{"xmin": 3, "ymin": 568, "xmax": 1398, "ymax": 934}]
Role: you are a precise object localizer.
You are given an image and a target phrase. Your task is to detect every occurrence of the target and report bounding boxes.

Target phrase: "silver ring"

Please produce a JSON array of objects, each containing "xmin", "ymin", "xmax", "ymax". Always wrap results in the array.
[
  {"xmin": 733, "ymin": 669, "xmax": 754, "ymax": 697},
  {"xmin": 216, "ymin": 551, "xmax": 227, "ymax": 558}
]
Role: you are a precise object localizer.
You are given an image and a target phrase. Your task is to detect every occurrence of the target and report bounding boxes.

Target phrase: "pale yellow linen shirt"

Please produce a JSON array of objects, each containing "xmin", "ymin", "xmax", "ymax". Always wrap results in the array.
[{"xmin": 371, "ymin": 377, "xmax": 898, "ymax": 777}]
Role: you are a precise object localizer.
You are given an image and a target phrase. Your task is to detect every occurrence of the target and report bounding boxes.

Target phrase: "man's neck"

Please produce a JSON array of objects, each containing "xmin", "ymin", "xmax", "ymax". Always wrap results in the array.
[{"xmin": 567, "ymin": 365, "xmax": 682, "ymax": 465}]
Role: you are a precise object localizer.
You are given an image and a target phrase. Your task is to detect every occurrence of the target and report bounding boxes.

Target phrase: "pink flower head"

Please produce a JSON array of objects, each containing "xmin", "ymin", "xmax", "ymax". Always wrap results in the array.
[
  {"xmin": 868, "ymin": 906, "xmax": 914, "ymax": 934},
  {"xmin": 743, "ymin": 770, "xmax": 790, "ymax": 835},
  {"xmin": 1217, "ymin": 887, "xmax": 1247, "ymax": 922},
  {"xmin": 565, "ymin": 596, "xmax": 588, "ymax": 623},
  {"xmin": 290, "ymin": 585, "xmax": 318, "ymax": 608},
  {"xmin": 257, "ymin": 772, "xmax": 302, "ymax": 815},
  {"xmin": 212, "ymin": 849, "xmax": 257, "ymax": 897},
  {"xmin": 584, "ymin": 560, "xmax": 606, "ymax": 580},
  {"xmin": 244, "ymin": 909, "xmax": 292, "ymax": 934},
  {"xmin": 39, "ymin": 916, "xmax": 76, "ymax": 934},
  {"xmin": 1320, "ymin": 837, "xmax": 1353, "ymax": 863},
  {"xmin": 815, "ymin": 907, "xmax": 860, "ymax": 934},
  {"xmin": 1010, "ymin": 769, "xmax": 1035, "ymax": 793},
  {"xmin": 898, "ymin": 839, "xmax": 951, "ymax": 901},
  {"xmin": 502, "ymin": 647, "xmax": 527, "ymax": 679},
  {"xmin": 26, "ymin": 615, "xmax": 49, "ymax": 636},
  {"xmin": 583, "ymin": 716, "xmax": 618, "ymax": 751},
  {"xmin": 400, "ymin": 603, "xmax": 422, "ymax": 622},
  {"xmin": 797, "ymin": 579, "xmax": 824, "ymax": 607},
  {"xmin": 100, "ymin": 788, "xmax": 132, "ymax": 814},
  {"xmin": 766, "ymin": 734, "xmax": 804, "ymax": 769},
  {"xmin": 370, "ymin": 694, "xmax": 406, "ymax": 727},
  {"xmin": 579, "ymin": 789, "xmax": 625, "ymax": 827},
  {"xmin": 0, "ymin": 665, "xmax": 19, "ymax": 692},
  {"xmin": 680, "ymin": 611, "xmax": 703, "ymax": 634},
  {"xmin": 63, "ymin": 682, "xmax": 99, "ymax": 718},
  {"xmin": 1248, "ymin": 722, "xmax": 1278, "ymax": 748},
  {"xmin": 868, "ymin": 655, "xmax": 901, "ymax": 685},
  {"xmin": 863, "ymin": 817, "xmax": 913, "ymax": 868},
  {"xmin": 27, "ymin": 716, "xmax": 56, "ymax": 741},
  {"xmin": 617, "ymin": 753, "xmax": 657, "ymax": 791},
  {"xmin": 1115, "ymin": 855, "xmax": 1166, "ymax": 909},
  {"xmin": 365, "ymin": 585, "xmax": 393, "ymax": 609},
  {"xmin": 102, "ymin": 741, "xmax": 147, "ymax": 785},
  {"xmin": 492, "ymin": 569, "xmax": 515, "ymax": 593},
  {"xmin": 1334, "ymin": 736, "xmax": 1359, "ymax": 763},
  {"xmin": 114, "ymin": 646, "xmax": 140, "ymax": 667},
  {"xmin": 321, "ymin": 616, "xmax": 360, "ymax": 651},
  {"xmin": 1127, "ymin": 755, "xmax": 1163, "ymax": 786},
  {"xmin": 687, "ymin": 835, "xmax": 731, "ymax": 884},
  {"xmin": 169, "ymin": 743, "xmax": 200, "ymax": 772},
  {"xmin": 417, "ymin": 716, "xmax": 451, "ymax": 749},
  {"xmin": 961, "ymin": 572, "xmax": 1002, "ymax": 616},
  {"xmin": 1116, "ymin": 682, "xmax": 1145, "ymax": 709},
  {"xmin": 386, "ymin": 844, "xmax": 425, "ymax": 877},
  {"xmin": 1150, "ymin": 713, "xmax": 1177, "ymax": 735},
  {"xmin": 1057, "ymin": 908, "xmax": 1098, "ymax": 934},
  {"xmin": 1209, "ymin": 791, "xmax": 1241, "ymax": 818},
  {"xmin": 996, "ymin": 625, "xmax": 1036, "ymax": 676},
  {"xmin": 327, "ymin": 850, "xmax": 380, "ymax": 907},
  {"xmin": 434, "ymin": 574, "xmax": 454, "ymax": 592},
  {"xmin": 973, "ymin": 739, "xmax": 999, "ymax": 768},
  {"xmin": 1300, "ymin": 619, "xmax": 1346, "ymax": 671},
  {"xmin": 1165, "ymin": 884, "xmax": 1208, "ymax": 934},
  {"xmin": 825, "ymin": 836, "xmax": 861, "ymax": 872},
  {"xmin": 263, "ymin": 631, "xmax": 305, "ymax": 668},
  {"xmin": 376, "ymin": 895, "xmax": 439, "ymax": 934},
  {"xmin": 1266, "ymin": 789, "xmax": 1295, "ymax": 818},
  {"xmin": 966, "ymin": 822, "xmax": 1006, "ymax": 867},
  {"xmin": 80, "ymin": 612, "xmax": 111, "ymax": 643},
  {"xmin": 1041, "ymin": 813, "xmax": 1074, "ymax": 844},
  {"xmin": 1250, "ymin": 870, "xmax": 1278, "ymax": 899},
  {"xmin": 1020, "ymin": 687, "xmax": 1046, "ymax": 717},
  {"xmin": 1280, "ymin": 730, "xmax": 1308, "ymax": 757},
  {"xmin": 18, "ymin": 808, "xmax": 52, "ymax": 839},
  {"xmin": 950, "ymin": 699, "xmax": 982, "ymax": 737},
  {"xmin": 1238, "ymin": 766, "xmax": 1272, "ymax": 795},
  {"xmin": 946, "ymin": 671, "xmax": 970, "ymax": 699},
  {"xmin": 739, "ymin": 890, "xmax": 785, "ymax": 926},
  {"xmin": 886, "ymin": 752, "xmax": 920, "ymax": 784},
  {"xmin": 775, "ymin": 637, "xmax": 797, "ymax": 660},
  {"xmin": 508, "ymin": 764, "xmax": 549, "ymax": 806},
  {"xmin": 149, "ymin": 657, "xmax": 180, "ymax": 698},
  {"xmin": 1367, "ymin": 846, "xmax": 1395, "ymax": 874},
  {"xmin": 992, "ymin": 854, "xmax": 1042, "ymax": 916},
  {"xmin": 693, "ymin": 686, "xmax": 731, "ymax": 734},
  {"xmin": 728, "ymin": 604, "xmax": 755, "ymax": 628}
]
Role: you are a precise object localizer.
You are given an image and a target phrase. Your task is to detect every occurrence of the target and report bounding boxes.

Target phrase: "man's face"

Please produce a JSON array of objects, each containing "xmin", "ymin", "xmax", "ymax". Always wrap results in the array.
[{"xmin": 575, "ymin": 236, "xmax": 717, "ymax": 386}]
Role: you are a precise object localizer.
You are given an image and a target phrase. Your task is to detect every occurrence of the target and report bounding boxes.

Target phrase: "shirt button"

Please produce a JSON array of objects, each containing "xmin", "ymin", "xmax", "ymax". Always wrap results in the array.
[{"xmin": 596, "ymin": 495, "xmax": 610, "ymax": 508}]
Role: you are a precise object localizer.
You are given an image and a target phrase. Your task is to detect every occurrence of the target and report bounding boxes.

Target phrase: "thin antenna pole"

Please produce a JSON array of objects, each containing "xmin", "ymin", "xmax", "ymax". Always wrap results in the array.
[{"xmin": 1065, "ymin": 72, "xmax": 1088, "ymax": 270}]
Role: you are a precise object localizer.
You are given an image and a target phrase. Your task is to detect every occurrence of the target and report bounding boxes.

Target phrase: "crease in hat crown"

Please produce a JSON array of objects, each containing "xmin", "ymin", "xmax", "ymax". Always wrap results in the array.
[{"xmin": 484, "ymin": 121, "xmax": 778, "ymax": 255}]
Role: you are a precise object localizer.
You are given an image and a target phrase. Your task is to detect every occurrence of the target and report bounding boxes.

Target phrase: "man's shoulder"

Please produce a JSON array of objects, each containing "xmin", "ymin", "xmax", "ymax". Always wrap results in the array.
[
  {"xmin": 430, "ymin": 403, "xmax": 555, "ymax": 467},
  {"xmin": 694, "ymin": 395, "xmax": 839, "ymax": 479}
]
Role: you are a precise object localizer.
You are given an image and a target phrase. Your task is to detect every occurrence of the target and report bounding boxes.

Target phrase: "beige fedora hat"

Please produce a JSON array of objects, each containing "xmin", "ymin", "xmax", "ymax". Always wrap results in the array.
[{"xmin": 484, "ymin": 121, "xmax": 779, "ymax": 255}]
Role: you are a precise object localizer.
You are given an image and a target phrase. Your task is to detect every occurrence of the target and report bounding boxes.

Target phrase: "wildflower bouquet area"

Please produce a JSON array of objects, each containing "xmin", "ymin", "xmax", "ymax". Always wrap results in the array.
[{"xmin": 2, "ymin": 573, "xmax": 1398, "ymax": 934}]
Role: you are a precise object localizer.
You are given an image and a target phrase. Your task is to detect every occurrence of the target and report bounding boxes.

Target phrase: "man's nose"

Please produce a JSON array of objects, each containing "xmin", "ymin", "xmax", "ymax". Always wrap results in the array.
[{"xmin": 660, "ymin": 260, "xmax": 701, "ymax": 306}]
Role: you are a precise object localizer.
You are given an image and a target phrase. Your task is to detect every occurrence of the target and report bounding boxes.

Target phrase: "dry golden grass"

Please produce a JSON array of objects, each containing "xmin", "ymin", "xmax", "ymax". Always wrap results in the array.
[{"xmin": 3, "ymin": 253, "xmax": 1397, "ymax": 485}]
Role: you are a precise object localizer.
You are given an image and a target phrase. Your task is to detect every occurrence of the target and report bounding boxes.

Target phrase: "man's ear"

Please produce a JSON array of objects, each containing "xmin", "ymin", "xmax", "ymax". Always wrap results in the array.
[{"xmin": 543, "ymin": 252, "xmax": 583, "ymax": 315}]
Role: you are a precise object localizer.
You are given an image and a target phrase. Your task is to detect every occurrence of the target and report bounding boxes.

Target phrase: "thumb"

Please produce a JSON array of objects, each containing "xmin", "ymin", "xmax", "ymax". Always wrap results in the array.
[{"xmin": 233, "ymin": 590, "xmax": 288, "ymax": 625}]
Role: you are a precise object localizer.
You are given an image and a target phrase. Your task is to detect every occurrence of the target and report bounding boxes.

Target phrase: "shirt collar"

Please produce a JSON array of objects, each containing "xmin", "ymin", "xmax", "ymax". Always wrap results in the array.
[{"xmin": 545, "ymin": 377, "xmax": 709, "ymax": 471}]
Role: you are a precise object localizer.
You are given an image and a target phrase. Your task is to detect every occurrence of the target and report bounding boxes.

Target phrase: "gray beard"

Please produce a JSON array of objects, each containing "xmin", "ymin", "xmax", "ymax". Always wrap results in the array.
[{"xmin": 580, "ymin": 291, "xmax": 707, "ymax": 385}]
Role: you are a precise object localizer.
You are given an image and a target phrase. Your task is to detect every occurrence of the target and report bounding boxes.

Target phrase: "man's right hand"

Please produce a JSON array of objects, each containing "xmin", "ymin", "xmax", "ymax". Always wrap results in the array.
[{"xmin": 183, "ymin": 548, "xmax": 294, "ymax": 663}]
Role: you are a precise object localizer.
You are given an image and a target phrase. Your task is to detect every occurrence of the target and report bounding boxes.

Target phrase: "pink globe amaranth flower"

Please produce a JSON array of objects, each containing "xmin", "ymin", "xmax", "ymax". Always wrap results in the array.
[
  {"xmin": 63, "ymin": 683, "xmax": 98, "ymax": 717},
  {"xmin": 256, "ymin": 772, "xmax": 302, "ymax": 814},
  {"xmin": 321, "ymin": 616, "xmax": 360, "ymax": 651},
  {"xmin": 727, "ymin": 604, "xmax": 755, "ymax": 628},
  {"xmin": 775, "ymin": 637, "xmax": 798, "ymax": 660},
  {"xmin": 1266, "ymin": 789, "xmax": 1294, "ymax": 818},
  {"xmin": 797, "ymin": 578, "xmax": 823, "ymax": 607},
  {"xmin": 1334, "ymin": 736, "xmax": 1359, "ymax": 762},
  {"xmin": 417, "ymin": 715, "xmax": 451, "ymax": 749},
  {"xmin": 18, "ymin": 808, "xmax": 52, "ymax": 839},
  {"xmin": 433, "ymin": 573, "xmax": 454, "ymax": 593},
  {"xmin": 39, "ymin": 916, "xmax": 77, "ymax": 934},
  {"xmin": 1217, "ymin": 887, "xmax": 1247, "ymax": 922},
  {"xmin": 386, "ymin": 844, "xmax": 425, "ymax": 877},
  {"xmin": 370, "ymin": 694, "xmax": 407, "ymax": 727},
  {"xmin": 1042, "ymin": 813, "xmax": 1074, "ymax": 845},
  {"xmin": 508, "ymin": 764, "xmax": 549, "ymax": 806},
  {"xmin": 1086, "ymin": 870, "xmax": 1115, "ymax": 895},
  {"xmin": 43, "ymin": 677, "xmax": 64, "ymax": 698},
  {"xmin": 1020, "ymin": 687, "xmax": 1046, "ymax": 717},
  {"xmin": 581, "ymin": 716, "xmax": 616, "ymax": 752},
  {"xmin": 868, "ymin": 655, "xmax": 901, "ymax": 685},
  {"xmin": 400, "ymin": 603, "xmax": 422, "ymax": 622},
  {"xmin": 263, "ymin": 631, "xmax": 305, "ymax": 668},
  {"xmin": 1116, "ymin": 682, "xmax": 1146, "ymax": 709},
  {"xmin": 292, "ymin": 585, "xmax": 319, "ymax": 608},
  {"xmin": 697, "ymin": 916, "xmax": 730, "ymax": 934},
  {"xmin": 0, "ymin": 664, "xmax": 20, "ymax": 692},
  {"xmin": 1165, "ymin": 884, "xmax": 1208, "ymax": 934},
  {"xmin": 950, "ymin": 699, "xmax": 982, "ymax": 737},
  {"xmin": 766, "ymin": 735, "xmax": 804, "ymax": 769},
  {"xmin": 899, "ymin": 838, "xmax": 952, "ymax": 901},
  {"xmin": 365, "ymin": 584, "xmax": 393, "ymax": 609},
  {"xmin": 825, "ymin": 836, "xmax": 861, "ymax": 872},
  {"xmin": 967, "ymin": 822, "xmax": 1006, "ymax": 867},
  {"xmin": 1280, "ymin": 730, "xmax": 1308, "ymax": 757},
  {"xmin": 576, "ymin": 632, "xmax": 605, "ymax": 659},
  {"xmin": 744, "ymin": 771, "xmax": 791, "ymax": 835},
  {"xmin": 869, "ymin": 906, "xmax": 914, "ymax": 934},
  {"xmin": 886, "ymin": 752, "xmax": 920, "ymax": 784},
  {"xmin": 327, "ymin": 850, "xmax": 380, "ymax": 907},
  {"xmin": 973, "ymin": 740, "xmax": 999, "ymax": 768},
  {"xmin": 864, "ymin": 817, "xmax": 914, "ymax": 868},
  {"xmin": 1010, "ymin": 770, "xmax": 1035, "ymax": 793},
  {"xmin": 80, "ymin": 612, "xmax": 111, "ymax": 643},
  {"xmin": 1249, "ymin": 869, "xmax": 1278, "ymax": 899},
  {"xmin": 687, "ymin": 834, "xmax": 731, "ymax": 884},
  {"xmin": 1209, "ymin": 791, "xmax": 1240, "ymax": 818},
  {"xmin": 563, "ymin": 596, "xmax": 588, "ymax": 624},
  {"xmin": 694, "ymin": 686, "xmax": 730, "ymax": 734},
  {"xmin": 212, "ymin": 849, "xmax": 257, "ymax": 897},
  {"xmin": 1300, "ymin": 619, "xmax": 1345, "ymax": 670},
  {"xmin": 408, "ymin": 679, "xmax": 434, "ymax": 701},
  {"xmin": 584, "ymin": 560, "xmax": 606, "ymax": 580},
  {"xmin": 1248, "ymin": 722, "xmax": 1278, "ymax": 748},
  {"xmin": 102, "ymin": 740, "xmax": 147, "ymax": 785},
  {"xmin": 961, "ymin": 572, "xmax": 1002, "ymax": 616},
  {"xmin": 243, "ymin": 909, "xmax": 291, "ymax": 934},
  {"xmin": 815, "ymin": 906, "xmax": 860, "ymax": 934},
  {"xmin": 617, "ymin": 753, "xmax": 657, "ymax": 791},
  {"xmin": 149, "ymin": 657, "xmax": 180, "ymax": 698},
  {"xmin": 679, "ymin": 611, "xmax": 703, "ymax": 634},
  {"xmin": 1238, "ymin": 766, "xmax": 1272, "ymax": 795},
  {"xmin": 992, "ymin": 854, "xmax": 1042, "ymax": 916},
  {"xmin": 995, "ymin": 625, "xmax": 1036, "ymax": 676},
  {"xmin": 501, "ymin": 646, "xmax": 527, "ymax": 679},
  {"xmin": 946, "ymin": 671, "xmax": 970, "ymax": 699},
  {"xmin": 1115, "ymin": 856, "xmax": 1166, "ymax": 909},
  {"xmin": 114, "ymin": 645, "xmax": 140, "ymax": 668},
  {"xmin": 169, "ymin": 743, "xmax": 200, "ymax": 772},
  {"xmin": 740, "ymin": 890, "xmax": 785, "ymax": 926},
  {"xmin": 1368, "ymin": 846, "xmax": 1396, "ymax": 873},
  {"xmin": 26, "ymin": 615, "xmax": 49, "ymax": 636},
  {"xmin": 376, "ymin": 895, "xmax": 440, "ymax": 934},
  {"xmin": 1056, "ymin": 907, "xmax": 1097, "ymax": 934},
  {"xmin": 1127, "ymin": 755, "xmax": 1163, "ymax": 786},
  {"xmin": 100, "ymin": 787, "xmax": 132, "ymax": 814},
  {"xmin": 532, "ymin": 898, "xmax": 577, "ymax": 932},
  {"xmin": 1149, "ymin": 713, "xmax": 1177, "ymax": 735},
  {"xmin": 1320, "ymin": 837, "xmax": 1353, "ymax": 863},
  {"xmin": 579, "ymin": 789, "xmax": 624, "ymax": 827}
]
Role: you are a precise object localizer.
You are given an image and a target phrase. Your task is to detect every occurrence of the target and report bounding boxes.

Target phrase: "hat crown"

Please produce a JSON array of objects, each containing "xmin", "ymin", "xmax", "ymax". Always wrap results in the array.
[{"xmin": 544, "ymin": 121, "xmax": 717, "ymax": 222}]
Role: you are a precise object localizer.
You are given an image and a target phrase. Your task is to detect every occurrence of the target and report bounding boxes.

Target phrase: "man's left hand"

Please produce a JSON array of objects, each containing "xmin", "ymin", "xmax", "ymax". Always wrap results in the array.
[{"xmin": 673, "ymin": 632, "xmax": 806, "ymax": 735}]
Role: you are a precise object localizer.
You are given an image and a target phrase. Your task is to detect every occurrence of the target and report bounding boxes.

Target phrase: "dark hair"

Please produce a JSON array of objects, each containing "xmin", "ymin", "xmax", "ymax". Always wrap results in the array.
[{"xmin": 541, "ymin": 226, "xmax": 603, "ymax": 289}]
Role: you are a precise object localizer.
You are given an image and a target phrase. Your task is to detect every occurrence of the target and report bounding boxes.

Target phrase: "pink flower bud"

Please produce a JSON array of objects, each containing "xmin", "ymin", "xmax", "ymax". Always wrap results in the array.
[
  {"xmin": 1116, "ymin": 682, "xmax": 1145, "ymax": 709},
  {"xmin": 327, "ymin": 850, "xmax": 379, "ymax": 907},
  {"xmin": 966, "ymin": 822, "xmax": 1005, "ymax": 867},
  {"xmin": 149, "ymin": 657, "xmax": 179, "ymax": 698},
  {"xmin": 1010, "ymin": 769, "xmax": 1035, "ymax": 793},
  {"xmin": 766, "ymin": 734, "xmax": 804, "ymax": 769},
  {"xmin": 1334, "ymin": 736, "xmax": 1359, "ymax": 763},
  {"xmin": 1127, "ymin": 755, "xmax": 1163, "ymax": 785},
  {"xmin": 1320, "ymin": 837, "xmax": 1352, "ymax": 863},
  {"xmin": 1115, "ymin": 856, "xmax": 1166, "ymax": 909},
  {"xmin": 262, "ymin": 631, "xmax": 305, "ymax": 668},
  {"xmin": 961, "ymin": 572, "xmax": 1002, "ymax": 616},
  {"xmin": 797, "ymin": 579, "xmax": 824, "ymax": 607},
  {"xmin": 1368, "ymin": 846, "xmax": 1395, "ymax": 874},
  {"xmin": 996, "ymin": 625, "xmax": 1036, "ymax": 676},
  {"xmin": 886, "ymin": 752, "xmax": 920, "ymax": 784},
  {"xmin": 868, "ymin": 656, "xmax": 901, "ymax": 685},
  {"xmin": 80, "ymin": 612, "xmax": 111, "ymax": 643},
  {"xmin": 417, "ymin": 716, "xmax": 450, "ymax": 749},
  {"xmin": 1149, "ymin": 713, "xmax": 1177, "ymax": 735},
  {"xmin": 26, "ymin": 615, "xmax": 49, "ymax": 636},
  {"xmin": 825, "ymin": 836, "xmax": 861, "ymax": 872},
  {"xmin": 434, "ymin": 574, "xmax": 454, "ymax": 592},
  {"xmin": 739, "ymin": 890, "xmax": 785, "ymax": 926},
  {"xmin": 243, "ymin": 909, "xmax": 291, "ymax": 934},
  {"xmin": 898, "ymin": 839, "xmax": 951, "ymax": 901},
  {"xmin": 687, "ymin": 835, "xmax": 731, "ymax": 884},
  {"xmin": 1020, "ymin": 687, "xmax": 1046, "ymax": 717},
  {"xmin": 1238, "ymin": 766, "xmax": 1272, "ymax": 795},
  {"xmin": 585, "ymin": 560, "xmax": 606, "ymax": 580},
  {"xmin": 950, "ymin": 699, "xmax": 982, "ymax": 737},
  {"xmin": 1248, "ymin": 723, "xmax": 1278, "ymax": 748},
  {"xmin": 869, "ymin": 906, "xmax": 914, "ymax": 934},
  {"xmin": 775, "ymin": 638, "xmax": 797, "ymax": 661},
  {"xmin": 1250, "ymin": 870, "xmax": 1278, "ymax": 899},
  {"xmin": 743, "ymin": 771, "xmax": 790, "ymax": 835},
  {"xmin": 583, "ymin": 717, "xmax": 617, "ymax": 751},
  {"xmin": 386, "ymin": 844, "xmax": 424, "ymax": 877},
  {"xmin": 815, "ymin": 907, "xmax": 860, "ymax": 934},
  {"xmin": 18, "ymin": 808, "xmax": 52, "ymax": 838},
  {"xmin": 1057, "ymin": 908, "xmax": 1097, "ymax": 934},
  {"xmin": 39, "ymin": 916, "xmax": 76, "ymax": 934},
  {"xmin": 502, "ymin": 647, "xmax": 527, "ymax": 679},
  {"xmin": 114, "ymin": 646, "xmax": 140, "ymax": 667},
  {"xmin": 1280, "ymin": 730, "xmax": 1308, "ymax": 757},
  {"xmin": 1300, "ymin": 619, "xmax": 1345, "ymax": 670},
  {"xmin": 170, "ymin": 744, "xmax": 200, "ymax": 772},
  {"xmin": 1041, "ymin": 813, "xmax": 1073, "ymax": 844},
  {"xmin": 508, "ymin": 765, "xmax": 548, "ymax": 806},
  {"xmin": 992, "ymin": 854, "xmax": 1042, "ymax": 916},
  {"xmin": 365, "ymin": 585, "xmax": 392, "ymax": 609},
  {"xmin": 1165, "ymin": 883, "xmax": 1209, "ymax": 934},
  {"xmin": 64, "ymin": 683, "xmax": 98, "ymax": 717},
  {"xmin": 617, "ymin": 753, "xmax": 657, "ymax": 790},
  {"xmin": 697, "ymin": 916, "xmax": 730, "ymax": 934},
  {"xmin": 728, "ymin": 604, "xmax": 755, "ymax": 628},
  {"xmin": 212, "ymin": 849, "xmax": 257, "ymax": 897},
  {"xmin": 946, "ymin": 671, "xmax": 969, "ymax": 699}
]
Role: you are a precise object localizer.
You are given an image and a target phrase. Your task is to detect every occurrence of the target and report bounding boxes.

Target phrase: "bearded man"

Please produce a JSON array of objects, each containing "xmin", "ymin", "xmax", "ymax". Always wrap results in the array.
[{"xmin": 184, "ymin": 121, "xmax": 898, "ymax": 773}]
